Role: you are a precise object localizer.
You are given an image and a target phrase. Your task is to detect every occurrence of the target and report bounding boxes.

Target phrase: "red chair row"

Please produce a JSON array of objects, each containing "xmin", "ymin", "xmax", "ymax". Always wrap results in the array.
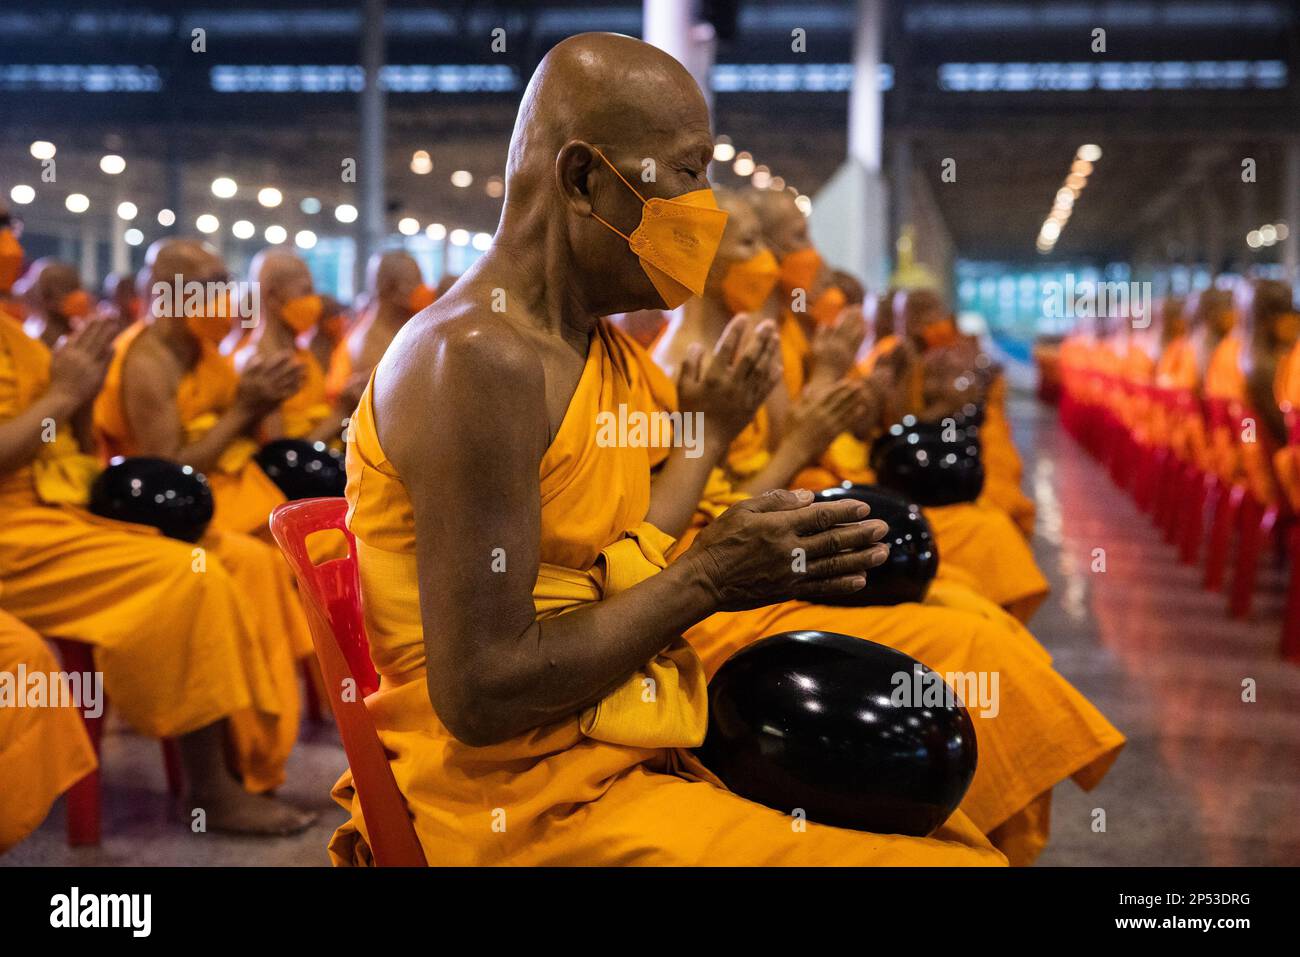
[{"xmin": 1059, "ymin": 367, "xmax": 1299, "ymax": 663}]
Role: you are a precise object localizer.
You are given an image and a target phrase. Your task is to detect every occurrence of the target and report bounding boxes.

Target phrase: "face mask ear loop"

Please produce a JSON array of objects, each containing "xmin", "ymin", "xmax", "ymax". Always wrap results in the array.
[{"xmin": 588, "ymin": 147, "xmax": 647, "ymax": 243}]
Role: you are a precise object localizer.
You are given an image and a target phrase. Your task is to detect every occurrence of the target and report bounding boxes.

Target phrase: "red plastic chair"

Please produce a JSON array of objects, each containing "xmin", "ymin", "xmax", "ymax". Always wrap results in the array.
[
  {"xmin": 268, "ymin": 497, "xmax": 427, "ymax": 866},
  {"xmin": 52, "ymin": 639, "xmax": 182, "ymax": 846}
]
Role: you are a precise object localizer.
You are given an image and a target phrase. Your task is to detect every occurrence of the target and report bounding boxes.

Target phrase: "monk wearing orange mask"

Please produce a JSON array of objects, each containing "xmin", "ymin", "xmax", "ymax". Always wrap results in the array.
[
  {"xmin": 325, "ymin": 250, "xmax": 435, "ymax": 411},
  {"xmin": 650, "ymin": 189, "xmax": 1123, "ymax": 864},
  {"xmin": 235, "ymin": 249, "xmax": 346, "ymax": 445},
  {"xmin": 741, "ymin": 192, "xmax": 1048, "ymax": 620},
  {"xmin": 329, "ymin": 32, "xmax": 1008, "ymax": 866},
  {"xmin": 13, "ymin": 258, "xmax": 93, "ymax": 347}
]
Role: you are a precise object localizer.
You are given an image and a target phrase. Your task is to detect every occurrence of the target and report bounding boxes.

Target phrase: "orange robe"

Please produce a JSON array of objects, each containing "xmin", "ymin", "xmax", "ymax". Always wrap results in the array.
[
  {"xmin": 614, "ymin": 322, "xmax": 1124, "ymax": 864},
  {"xmin": 279, "ymin": 348, "xmax": 334, "ymax": 441},
  {"xmin": 95, "ymin": 322, "xmax": 286, "ymax": 537},
  {"xmin": 1273, "ymin": 342, "xmax": 1300, "ymax": 511},
  {"xmin": 328, "ymin": 322, "xmax": 1005, "ymax": 866},
  {"xmin": 90, "ymin": 320, "xmax": 315, "ymax": 789},
  {"xmin": 765, "ymin": 316, "xmax": 1048, "ymax": 618},
  {"xmin": 0, "ymin": 610, "xmax": 97, "ymax": 853},
  {"xmin": 1202, "ymin": 335, "xmax": 1279, "ymax": 504},
  {"xmin": 0, "ymin": 317, "xmax": 294, "ymax": 792}
]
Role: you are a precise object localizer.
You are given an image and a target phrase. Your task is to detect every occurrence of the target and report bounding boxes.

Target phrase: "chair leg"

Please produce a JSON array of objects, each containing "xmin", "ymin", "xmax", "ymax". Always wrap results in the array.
[
  {"xmin": 54, "ymin": 640, "xmax": 105, "ymax": 847},
  {"xmin": 1283, "ymin": 525, "xmax": 1300, "ymax": 663},
  {"xmin": 1204, "ymin": 483, "xmax": 1244, "ymax": 593},
  {"xmin": 302, "ymin": 657, "xmax": 324, "ymax": 723},
  {"xmin": 161, "ymin": 739, "xmax": 184, "ymax": 797},
  {"xmin": 1229, "ymin": 497, "xmax": 1275, "ymax": 619}
]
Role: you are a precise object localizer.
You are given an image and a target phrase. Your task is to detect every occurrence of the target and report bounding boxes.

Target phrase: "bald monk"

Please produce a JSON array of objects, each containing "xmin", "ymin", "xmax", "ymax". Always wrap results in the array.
[
  {"xmin": 0, "ymin": 609, "xmax": 97, "ymax": 852},
  {"xmin": 235, "ymin": 249, "xmax": 346, "ymax": 445},
  {"xmin": 325, "ymin": 250, "xmax": 434, "ymax": 410},
  {"xmin": 719, "ymin": 191, "xmax": 1049, "ymax": 619},
  {"xmin": 14, "ymin": 258, "xmax": 94, "ymax": 349},
  {"xmin": 330, "ymin": 33, "xmax": 1006, "ymax": 866},
  {"xmin": 639, "ymin": 206, "xmax": 1122, "ymax": 861},
  {"xmin": 0, "ymin": 309, "xmax": 312, "ymax": 832},
  {"xmin": 93, "ymin": 238, "xmax": 318, "ymax": 792},
  {"xmin": 95, "ymin": 239, "xmax": 300, "ymax": 537}
]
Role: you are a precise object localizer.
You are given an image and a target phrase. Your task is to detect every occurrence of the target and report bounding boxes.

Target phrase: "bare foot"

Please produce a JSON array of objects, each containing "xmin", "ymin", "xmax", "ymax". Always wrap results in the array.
[{"xmin": 177, "ymin": 789, "xmax": 318, "ymax": 836}]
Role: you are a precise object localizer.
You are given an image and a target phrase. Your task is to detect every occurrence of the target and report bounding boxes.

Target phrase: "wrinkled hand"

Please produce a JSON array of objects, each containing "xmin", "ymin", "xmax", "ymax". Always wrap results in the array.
[
  {"xmin": 676, "ymin": 314, "xmax": 782, "ymax": 448},
  {"xmin": 237, "ymin": 351, "xmax": 304, "ymax": 414},
  {"xmin": 787, "ymin": 379, "xmax": 871, "ymax": 460},
  {"xmin": 808, "ymin": 306, "xmax": 866, "ymax": 384},
  {"xmin": 686, "ymin": 488, "xmax": 890, "ymax": 611},
  {"xmin": 48, "ymin": 316, "xmax": 116, "ymax": 411}
]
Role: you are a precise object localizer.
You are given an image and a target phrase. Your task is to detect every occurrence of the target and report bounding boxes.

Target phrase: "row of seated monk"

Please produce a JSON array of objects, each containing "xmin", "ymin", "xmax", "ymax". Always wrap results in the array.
[
  {"xmin": 1057, "ymin": 282, "xmax": 1300, "ymax": 514},
  {"xmin": 0, "ymin": 32, "xmax": 1128, "ymax": 867}
]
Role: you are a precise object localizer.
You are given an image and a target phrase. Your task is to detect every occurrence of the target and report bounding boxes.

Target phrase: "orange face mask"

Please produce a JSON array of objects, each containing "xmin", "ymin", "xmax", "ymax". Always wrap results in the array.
[
  {"xmin": 407, "ymin": 284, "xmax": 436, "ymax": 314},
  {"xmin": 58, "ymin": 289, "xmax": 93, "ymax": 320},
  {"xmin": 1277, "ymin": 312, "xmax": 1300, "ymax": 347},
  {"xmin": 809, "ymin": 286, "xmax": 848, "ymax": 327},
  {"xmin": 186, "ymin": 292, "xmax": 235, "ymax": 346},
  {"xmin": 589, "ymin": 148, "xmax": 728, "ymax": 309},
  {"xmin": 281, "ymin": 293, "xmax": 324, "ymax": 334},
  {"xmin": 0, "ymin": 229, "xmax": 24, "ymax": 295},
  {"xmin": 779, "ymin": 247, "xmax": 822, "ymax": 297},
  {"xmin": 0, "ymin": 298, "xmax": 24, "ymax": 321},
  {"xmin": 921, "ymin": 317, "xmax": 959, "ymax": 349},
  {"xmin": 721, "ymin": 249, "xmax": 780, "ymax": 314}
]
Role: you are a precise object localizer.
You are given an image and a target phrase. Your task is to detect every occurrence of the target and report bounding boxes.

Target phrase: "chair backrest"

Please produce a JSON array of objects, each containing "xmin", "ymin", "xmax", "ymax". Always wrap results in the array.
[{"xmin": 269, "ymin": 497, "xmax": 427, "ymax": 867}]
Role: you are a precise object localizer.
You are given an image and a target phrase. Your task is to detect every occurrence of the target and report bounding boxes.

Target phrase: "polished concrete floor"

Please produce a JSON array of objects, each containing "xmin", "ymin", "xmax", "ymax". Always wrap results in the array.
[{"xmin": 5, "ymin": 395, "xmax": 1298, "ymax": 866}]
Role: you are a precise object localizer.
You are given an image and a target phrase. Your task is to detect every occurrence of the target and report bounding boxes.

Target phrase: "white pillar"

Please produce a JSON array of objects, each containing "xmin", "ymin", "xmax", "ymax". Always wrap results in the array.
[
  {"xmin": 809, "ymin": 0, "xmax": 890, "ymax": 288},
  {"xmin": 110, "ymin": 181, "xmax": 129, "ymax": 276},
  {"xmin": 357, "ymin": 0, "xmax": 387, "ymax": 291},
  {"xmin": 78, "ymin": 219, "xmax": 98, "ymax": 288},
  {"xmin": 642, "ymin": 0, "xmax": 716, "ymax": 115},
  {"xmin": 848, "ymin": 0, "xmax": 885, "ymax": 172}
]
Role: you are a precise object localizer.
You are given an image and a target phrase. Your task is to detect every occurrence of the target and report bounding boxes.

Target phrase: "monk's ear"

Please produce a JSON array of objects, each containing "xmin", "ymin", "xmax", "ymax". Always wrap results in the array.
[{"xmin": 555, "ymin": 140, "xmax": 598, "ymax": 216}]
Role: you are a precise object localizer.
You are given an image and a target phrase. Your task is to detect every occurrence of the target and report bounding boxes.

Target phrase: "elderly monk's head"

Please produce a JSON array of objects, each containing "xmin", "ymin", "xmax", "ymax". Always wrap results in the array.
[
  {"xmin": 251, "ymin": 248, "xmax": 320, "ymax": 335},
  {"xmin": 699, "ymin": 188, "xmax": 779, "ymax": 314},
  {"xmin": 17, "ymin": 258, "xmax": 90, "ymax": 327},
  {"xmin": 102, "ymin": 271, "xmax": 140, "ymax": 326},
  {"xmin": 141, "ymin": 238, "xmax": 233, "ymax": 346},
  {"xmin": 502, "ymin": 32, "xmax": 718, "ymax": 314},
  {"xmin": 750, "ymin": 189, "xmax": 811, "ymax": 260},
  {"xmin": 895, "ymin": 288, "xmax": 954, "ymax": 349},
  {"xmin": 367, "ymin": 249, "xmax": 431, "ymax": 318}
]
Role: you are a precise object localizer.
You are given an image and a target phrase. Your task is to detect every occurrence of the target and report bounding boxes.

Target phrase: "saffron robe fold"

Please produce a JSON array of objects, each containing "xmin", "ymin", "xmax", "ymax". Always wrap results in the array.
[
  {"xmin": 0, "ymin": 610, "xmax": 97, "ymax": 853},
  {"xmin": 328, "ymin": 321, "xmax": 1005, "ymax": 866},
  {"xmin": 614, "ymin": 322, "xmax": 1124, "ymax": 863}
]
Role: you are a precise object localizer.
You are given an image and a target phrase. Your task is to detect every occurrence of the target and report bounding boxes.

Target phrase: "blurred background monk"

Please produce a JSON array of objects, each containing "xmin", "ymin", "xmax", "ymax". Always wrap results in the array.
[
  {"xmin": 325, "ymin": 249, "xmax": 434, "ymax": 411},
  {"xmin": 235, "ymin": 249, "xmax": 347, "ymax": 445},
  {"xmin": 330, "ymin": 32, "xmax": 1005, "ymax": 866},
  {"xmin": 92, "ymin": 237, "xmax": 319, "ymax": 794},
  {"xmin": 0, "ymin": 217, "xmax": 313, "ymax": 832},
  {"xmin": 14, "ymin": 259, "xmax": 94, "ymax": 348}
]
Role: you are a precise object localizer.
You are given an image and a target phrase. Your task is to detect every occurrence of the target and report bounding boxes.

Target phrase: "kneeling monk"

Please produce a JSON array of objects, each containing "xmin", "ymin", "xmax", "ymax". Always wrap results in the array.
[{"xmin": 330, "ymin": 33, "xmax": 1005, "ymax": 866}]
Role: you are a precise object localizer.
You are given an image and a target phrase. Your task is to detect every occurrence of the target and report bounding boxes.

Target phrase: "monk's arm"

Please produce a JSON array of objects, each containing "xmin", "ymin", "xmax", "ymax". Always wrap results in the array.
[
  {"xmin": 397, "ymin": 327, "xmax": 721, "ymax": 747},
  {"xmin": 0, "ymin": 388, "xmax": 81, "ymax": 475},
  {"xmin": 122, "ymin": 351, "xmax": 261, "ymax": 473},
  {"xmin": 646, "ymin": 440, "xmax": 730, "ymax": 538}
]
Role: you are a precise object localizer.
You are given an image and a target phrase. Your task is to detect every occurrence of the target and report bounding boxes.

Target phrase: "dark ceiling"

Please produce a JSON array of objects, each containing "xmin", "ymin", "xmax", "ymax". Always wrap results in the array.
[{"xmin": 1, "ymin": 0, "xmax": 1296, "ymax": 269}]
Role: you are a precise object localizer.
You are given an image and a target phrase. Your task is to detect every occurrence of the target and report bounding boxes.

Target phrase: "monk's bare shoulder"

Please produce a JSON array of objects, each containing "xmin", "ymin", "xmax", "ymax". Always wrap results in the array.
[
  {"xmin": 121, "ymin": 328, "xmax": 181, "ymax": 393},
  {"xmin": 373, "ymin": 284, "xmax": 547, "ymax": 464}
]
